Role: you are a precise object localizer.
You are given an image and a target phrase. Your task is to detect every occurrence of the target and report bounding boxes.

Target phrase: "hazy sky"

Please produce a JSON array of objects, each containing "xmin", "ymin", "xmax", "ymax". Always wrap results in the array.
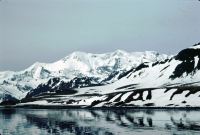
[{"xmin": 0, "ymin": 0, "xmax": 200, "ymax": 71}]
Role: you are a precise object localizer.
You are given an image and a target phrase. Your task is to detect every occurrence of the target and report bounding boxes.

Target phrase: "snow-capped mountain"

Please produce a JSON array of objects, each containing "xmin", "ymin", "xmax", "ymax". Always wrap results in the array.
[
  {"xmin": 0, "ymin": 50, "xmax": 168, "ymax": 104},
  {"xmin": 18, "ymin": 43, "xmax": 200, "ymax": 108}
]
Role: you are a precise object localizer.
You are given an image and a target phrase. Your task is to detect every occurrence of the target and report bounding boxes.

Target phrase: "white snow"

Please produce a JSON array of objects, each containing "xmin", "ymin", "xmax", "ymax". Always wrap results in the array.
[
  {"xmin": 0, "ymin": 50, "xmax": 168, "ymax": 102},
  {"xmin": 194, "ymin": 56, "xmax": 199, "ymax": 68},
  {"xmin": 121, "ymin": 92, "xmax": 132, "ymax": 101},
  {"xmin": 189, "ymin": 44, "xmax": 200, "ymax": 49},
  {"xmin": 1, "ymin": 46, "xmax": 200, "ymax": 108},
  {"xmin": 109, "ymin": 94, "xmax": 122, "ymax": 102}
]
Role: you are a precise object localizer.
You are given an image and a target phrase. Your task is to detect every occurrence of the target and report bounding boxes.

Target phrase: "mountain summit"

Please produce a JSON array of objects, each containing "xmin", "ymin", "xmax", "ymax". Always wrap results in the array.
[
  {"xmin": 18, "ymin": 43, "xmax": 200, "ymax": 108},
  {"xmin": 1, "ymin": 43, "xmax": 200, "ymax": 108},
  {"xmin": 0, "ymin": 50, "xmax": 167, "ymax": 104}
]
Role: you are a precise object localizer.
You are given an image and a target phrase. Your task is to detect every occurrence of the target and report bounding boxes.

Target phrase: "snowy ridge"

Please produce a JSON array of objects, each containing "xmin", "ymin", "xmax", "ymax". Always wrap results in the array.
[
  {"xmin": 0, "ymin": 50, "xmax": 167, "ymax": 104},
  {"xmin": 18, "ymin": 43, "xmax": 200, "ymax": 108}
]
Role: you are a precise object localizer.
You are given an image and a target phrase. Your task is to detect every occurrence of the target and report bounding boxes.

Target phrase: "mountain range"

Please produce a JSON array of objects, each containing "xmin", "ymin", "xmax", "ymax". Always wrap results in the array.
[{"xmin": 1, "ymin": 43, "xmax": 200, "ymax": 108}]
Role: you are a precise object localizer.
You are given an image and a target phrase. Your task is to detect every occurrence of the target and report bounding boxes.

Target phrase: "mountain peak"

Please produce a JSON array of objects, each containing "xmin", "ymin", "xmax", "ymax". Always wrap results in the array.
[
  {"xmin": 70, "ymin": 51, "xmax": 87, "ymax": 56},
  {"xmin": 0, "ymin": 49, "xmax": 169, "ymax": 103},
  {"xmin": 112, "ymin": 49, "xmax": 128, "ymax": 55}
]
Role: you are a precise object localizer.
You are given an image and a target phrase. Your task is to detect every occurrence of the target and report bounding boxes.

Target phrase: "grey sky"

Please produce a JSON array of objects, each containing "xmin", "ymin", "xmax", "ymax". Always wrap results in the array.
[{"xmin": 0, "ymin": 0, "xmax": 200, "ymax": 71}]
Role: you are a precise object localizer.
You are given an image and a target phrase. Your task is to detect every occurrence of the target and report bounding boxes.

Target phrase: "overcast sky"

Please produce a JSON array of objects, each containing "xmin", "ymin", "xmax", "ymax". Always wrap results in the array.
[{"xmin": 0, "ymin": 0, "xmax": 200, "ymax": 71}]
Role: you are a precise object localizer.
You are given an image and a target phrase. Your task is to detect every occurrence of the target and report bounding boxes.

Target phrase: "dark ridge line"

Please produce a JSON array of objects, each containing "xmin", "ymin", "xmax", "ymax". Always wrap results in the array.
[
  {"xmin": 160, "ymin": 65, "xmax": 170, "ymax": 72},
  {"xmin": 115, "ymin": 84, "xmax": 138, "ymax": 90}
]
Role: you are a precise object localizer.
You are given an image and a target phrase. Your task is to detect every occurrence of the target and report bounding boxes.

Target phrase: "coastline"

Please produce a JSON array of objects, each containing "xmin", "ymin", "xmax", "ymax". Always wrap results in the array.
[{"xmin": 1, "ymin": 105, "xmax": 200, "ymax": 110}]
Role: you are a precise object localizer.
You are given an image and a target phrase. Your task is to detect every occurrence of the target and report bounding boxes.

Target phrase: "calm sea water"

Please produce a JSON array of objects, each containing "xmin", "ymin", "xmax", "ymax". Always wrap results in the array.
[{"xmin": 0, "ymin": 108, "xmax": 200, "ymax": 135}]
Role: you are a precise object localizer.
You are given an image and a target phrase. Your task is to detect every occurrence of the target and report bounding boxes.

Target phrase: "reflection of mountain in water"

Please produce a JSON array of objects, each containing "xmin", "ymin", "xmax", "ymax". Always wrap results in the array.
[
  {"xmin": 25, "ymin": 110, "xmax": 156, "ymax": 135},
  {"xmin": 1, "ymin": 109, "xmax": 200, "ymax": 135},
  {"xmin": 25, "ymin": 113, "xmax": 111, "ymax": 135}
]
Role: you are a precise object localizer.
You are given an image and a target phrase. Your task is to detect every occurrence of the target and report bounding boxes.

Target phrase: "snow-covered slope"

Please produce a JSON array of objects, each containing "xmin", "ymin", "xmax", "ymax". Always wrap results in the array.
[
  {"xmin": 19, "ymin": 43, "xmax": 200, "ymax": 108},
  {"xmin": 0, "ymin": 50, "xmax": 167, "ymax": 104}
]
